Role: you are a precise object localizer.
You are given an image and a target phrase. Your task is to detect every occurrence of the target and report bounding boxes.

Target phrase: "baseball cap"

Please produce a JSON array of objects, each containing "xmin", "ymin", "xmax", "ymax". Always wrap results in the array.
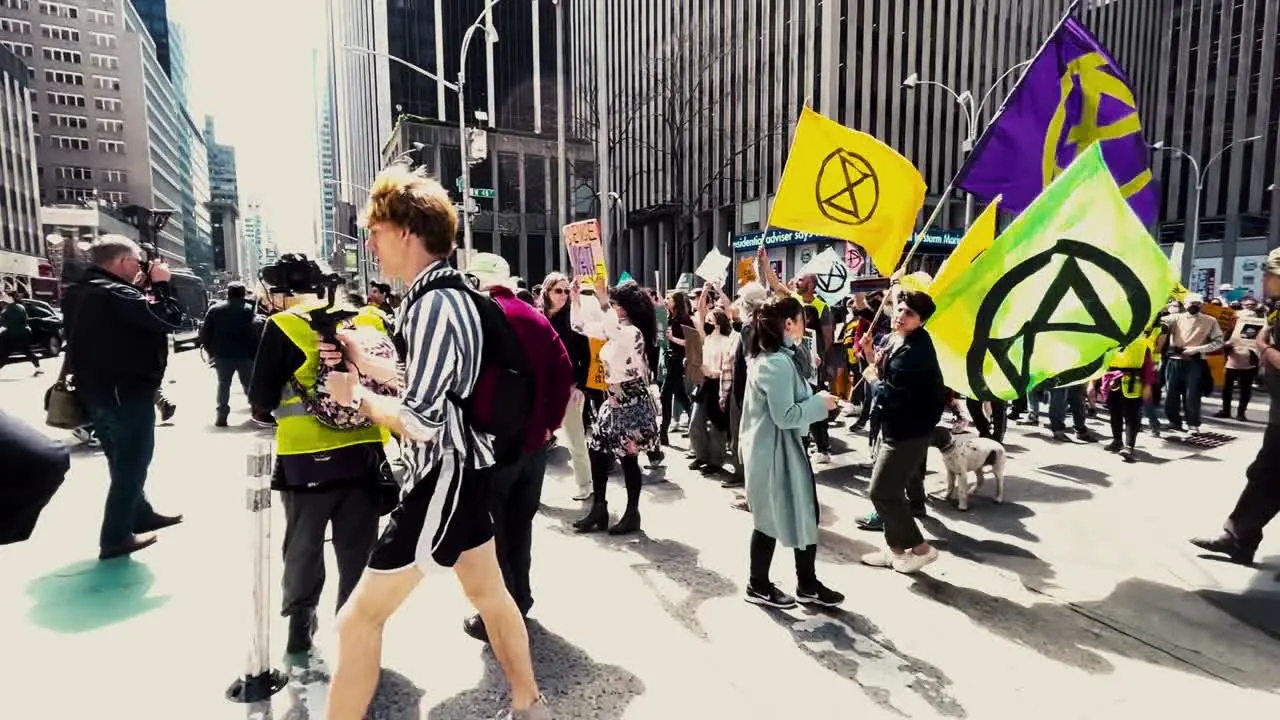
[
  {"xmin": 1184, "ymin": 292, "xmax": 1204, "ymax": 305},
  {"xmin": 1266, "ymin": 247, "xmax": 1280, "ymax": 277},
  {"xmin": 467, "ymin": 252, "xmax": 517, "ymax": 290}
]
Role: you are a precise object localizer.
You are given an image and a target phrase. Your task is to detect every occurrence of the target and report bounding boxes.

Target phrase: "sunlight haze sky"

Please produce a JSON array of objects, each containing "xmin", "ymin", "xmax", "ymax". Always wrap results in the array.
[{"xmin": 175, "ymin": 0, "xmax": 325, "ymax": 255}]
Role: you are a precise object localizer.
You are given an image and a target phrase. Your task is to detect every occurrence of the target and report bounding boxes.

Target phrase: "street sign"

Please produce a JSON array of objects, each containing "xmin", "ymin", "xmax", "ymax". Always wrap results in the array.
[{"xmin": 470, "ymin": 188, "xmax": 495, "ymax": 199}]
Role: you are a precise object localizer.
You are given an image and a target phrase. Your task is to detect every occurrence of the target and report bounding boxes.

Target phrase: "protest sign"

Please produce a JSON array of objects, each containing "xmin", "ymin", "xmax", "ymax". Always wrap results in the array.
[
  {"xmin": 695, "ymin": 248, "xmax": 731, "ymax": 287},
  {"xmin": 564, "ymin": 219, "xmax": 607, "ymax": 284}
]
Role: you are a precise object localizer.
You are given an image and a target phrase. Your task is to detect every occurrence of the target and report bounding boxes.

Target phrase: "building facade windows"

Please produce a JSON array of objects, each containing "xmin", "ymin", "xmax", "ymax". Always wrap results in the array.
[
  {"xmin": 89, "ymin": 53, "xmax": 118, "ymax": 69},
  {"xmin": 93, "ymin": 96, "xmax": 119, "ymax": 111},
  {"xmin": 38, "ymin": 1, "xmax": 76, "ymax": 19},
  {"xmin": 102, "ymin": 190, "xmax": 126, "ymax": 204},
  {"xmin": 87, "ymin": 8, "xmax": 113, "ymax": 25},
  {"xmin": 55, "ymin": 186, "xmax": 92, "ymax": 202},
  {"xmin": 95, "ymin": 117, "xmax": 121, "ymax": 133},
  {"xmin": 55, "ymin": 165, "xmax": 91, "ymax": 180},
  {"xmin": 50, "ymin": 134, "xmax": 89, "ymax": 150},
  {"xmin": 1, "ymin": 40, "xmax": 31, "ymax": 56},
  {"xmin": 40, "ymin": 24, "xmax": 77, "ymax": 41},
  {"xmin": 1, "ymin": 0, "xmax": 30, "ymax": 9},
  {"xmin": 97, "ymin": 138, "xmax": 123, "ymax": 153},
  {"xmin": 0, "ymin": 18, "xmax": 31, "ymax": 34},
  {"xmin": 46, "ymin": 91, "xmax": 84, "ymax": 106},
  {"xmin": 102, "ymin": 168, "xmax": 125, "ymax": 183},
  {"xmin": 92, "ymin": 74, "xmax": 118, "ymax": 90},
  {"xmin": 44, "ymin": 68, "xmax": 83, "ymax": 85},
  {"xmin": 42, "ymin": 46, "xmax": 80, "ymax": 64},
  {"xmin": 47, "ymin": 112, "xmax": 86, "ymax": 128}
]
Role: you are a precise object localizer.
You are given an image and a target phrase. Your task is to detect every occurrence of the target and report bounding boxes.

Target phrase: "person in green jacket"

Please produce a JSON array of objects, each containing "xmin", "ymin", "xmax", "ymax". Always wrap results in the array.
[
  {"xmin": 738, "ymin": 294, "xmax": 843, "ymax": 609},
  {"xmin": 0, "ymin": 291, "xmax": 41, "ymax": 374}
]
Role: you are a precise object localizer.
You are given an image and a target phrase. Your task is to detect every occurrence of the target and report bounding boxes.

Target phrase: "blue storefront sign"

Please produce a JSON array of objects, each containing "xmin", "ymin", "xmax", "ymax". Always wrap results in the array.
[
  {"xmin": 731, "ymin": 229, "xmax": 838, "ymax": 251},
  {"xmin": 732, "ymin": 227, "xmax": 963, "ymax": 253}
]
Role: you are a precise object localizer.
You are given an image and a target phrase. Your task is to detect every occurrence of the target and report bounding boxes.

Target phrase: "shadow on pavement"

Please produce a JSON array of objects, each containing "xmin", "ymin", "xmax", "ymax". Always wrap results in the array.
[
  {"xmin": 25, "ymin": 557, "xmax": 171, "ymax": 633},
  {"xmin": 760, "ymin": 605, "xmax": 966, "ymax": 718},
  {"xmin": 816, "ymin": 527, "xmax": 881, "ymax": 565},
  {"xmin": 1195, "ymin": 553, "xmax": 1280, "ymax": 641},
  {"xmin": 541, "ymin": 505, "xmax": 737, "ymax": 640},
  {"xmin": 910, "ymin": 575, "xmax": 1279, "ymax": 690},
  {"xmin": 922, "ymin": 490, "xmax": 1042, "ymax": 543},
  {"xmin": 1038, "ymin": 463, "xmax": 1112, "ymax": 487},
  {"xmin": 426, "ymin": 620, "xmax": 645, "ymax": 720},
  {"xmin": 918, "ymin": 516, "xmax": 1057, "ymax": 590}
]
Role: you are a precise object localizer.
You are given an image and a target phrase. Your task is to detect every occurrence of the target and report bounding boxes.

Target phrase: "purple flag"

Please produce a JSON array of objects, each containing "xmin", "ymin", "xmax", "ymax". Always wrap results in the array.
[{"xmin": 956, "ymin": 17, "xmax": 1158, "ymax": 227}]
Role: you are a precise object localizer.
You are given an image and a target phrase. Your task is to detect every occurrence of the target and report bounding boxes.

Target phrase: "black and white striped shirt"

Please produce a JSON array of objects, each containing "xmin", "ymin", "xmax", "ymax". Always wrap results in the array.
[{"xmin": 396, "ymin": 260, "xmax": 495, "ymax": 490}]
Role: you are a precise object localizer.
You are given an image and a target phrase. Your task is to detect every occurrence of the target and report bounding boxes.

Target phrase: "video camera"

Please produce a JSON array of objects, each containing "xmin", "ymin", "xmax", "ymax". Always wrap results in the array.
[{"xmin": 260, "ymin": 253, "xmax": 356, "ymax": 370}]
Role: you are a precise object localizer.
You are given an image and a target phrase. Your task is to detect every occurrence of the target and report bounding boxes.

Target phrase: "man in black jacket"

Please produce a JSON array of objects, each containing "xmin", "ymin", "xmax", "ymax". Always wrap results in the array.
[
  {"xmin": 200, "ymin": 281, "xmax": 262, "ymax": 427},
  {"xmin": 62, "ymin": 236, "xmax": 186, "ymax": 559}
]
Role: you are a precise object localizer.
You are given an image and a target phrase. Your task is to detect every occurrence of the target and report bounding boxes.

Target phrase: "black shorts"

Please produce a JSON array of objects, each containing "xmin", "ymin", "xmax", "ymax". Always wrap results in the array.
[{"xmin": 366, "ymin": 457, "xmax": 494, "ymax": 572}]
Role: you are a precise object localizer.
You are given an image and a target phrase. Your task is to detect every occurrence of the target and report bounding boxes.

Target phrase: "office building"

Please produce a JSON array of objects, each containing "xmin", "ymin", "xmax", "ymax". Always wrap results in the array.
[
  {"xmin": 0, "ymin": 0, "xmax": 209, "ymax": 271},
  {"xmin": 313, "ymin": 46, "xmax": 337, "ymax": 261},
  {"xmin": 0, "ymin": 42, "xmax": 48, "ymax": 299},
  {"xmin": 205, "ymin": 114, "xmax": 240, "ymax": 277},
  {"xmin": 386, "ymin": 0, "xmax": 558, "ymax": 134},
  {"xmin": 242, "ymin": 197, "xmax": 273, "ymax": 274},
  {"xmin": 572, "ymin": 0, "xmax": 1274, "ymax": 291},
  {"xmin": 383, "ymin": 116, "xmax": 593, "ymax": 283},
  {"xmin": 323, "ymin": 0, "xmax": 391, "ymax": 278}
]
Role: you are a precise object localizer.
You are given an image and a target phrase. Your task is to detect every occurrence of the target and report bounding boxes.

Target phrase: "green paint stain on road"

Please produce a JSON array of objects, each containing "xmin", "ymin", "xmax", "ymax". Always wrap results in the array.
[{"xmin": 25, "ymin": 559, "xmax": 171, "ymax": 633}]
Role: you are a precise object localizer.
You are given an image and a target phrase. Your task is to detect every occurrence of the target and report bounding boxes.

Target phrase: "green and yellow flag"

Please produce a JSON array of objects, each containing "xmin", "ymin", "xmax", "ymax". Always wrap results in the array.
[
  {"xmin": 768, "ymin": 108, "xmax": 926, "ymax": 275},
  {"xmin": 928, "ymin": 143, "xmax": 1177, "ymax": 401},
  {"xmin": 929, "ymin": 196, "xmax": 1000, "ymax": 299}
]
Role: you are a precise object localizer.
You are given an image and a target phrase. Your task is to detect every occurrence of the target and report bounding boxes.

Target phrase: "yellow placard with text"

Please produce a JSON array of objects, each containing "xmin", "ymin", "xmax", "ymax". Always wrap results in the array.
[
  {"xmin": 586, "ymin": 337, "xmax": 608, "ymax": 391},
  {"xmin": 565, "ymin": 219, "xmax": 608, "ymax": 285}
]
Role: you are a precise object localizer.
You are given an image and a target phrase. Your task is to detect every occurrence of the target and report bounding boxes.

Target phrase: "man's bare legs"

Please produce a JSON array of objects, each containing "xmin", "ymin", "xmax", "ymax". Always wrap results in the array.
[
  {"xmin": 454, "ymin": 539, "xmax": 541, "ymax": 710},
  {"xmin": 325, "ymin": 568, "xmax": 422, "ymax": 720}
]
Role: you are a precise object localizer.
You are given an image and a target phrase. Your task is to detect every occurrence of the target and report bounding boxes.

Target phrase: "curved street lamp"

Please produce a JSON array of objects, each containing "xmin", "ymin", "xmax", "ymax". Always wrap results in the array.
[{"xmin": 1152, "ymin": 135, "xmax": 1262, "ymax": 285}]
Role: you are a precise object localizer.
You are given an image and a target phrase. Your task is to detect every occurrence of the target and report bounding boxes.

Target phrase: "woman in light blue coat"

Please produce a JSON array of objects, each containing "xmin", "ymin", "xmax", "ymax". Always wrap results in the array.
[{"xmin": 739, "ymin": 296, "xmax": 844, "ymax": 609}]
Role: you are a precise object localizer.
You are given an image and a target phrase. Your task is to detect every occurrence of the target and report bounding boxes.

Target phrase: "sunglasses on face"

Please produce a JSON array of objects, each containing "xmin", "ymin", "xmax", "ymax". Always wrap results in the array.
[{"xmin": 549, "ymin": 288, "xmax": 567, "ymax": 295}]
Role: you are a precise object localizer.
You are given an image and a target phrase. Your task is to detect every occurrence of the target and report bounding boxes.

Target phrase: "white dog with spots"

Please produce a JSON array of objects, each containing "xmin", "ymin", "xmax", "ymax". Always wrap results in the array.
[{"xmin": 929, "ymin": 427, "xmax": 1006, "ymax": 511}]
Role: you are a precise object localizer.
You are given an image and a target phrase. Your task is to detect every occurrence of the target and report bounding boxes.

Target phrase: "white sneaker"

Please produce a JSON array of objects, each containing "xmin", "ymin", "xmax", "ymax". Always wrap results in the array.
[
  {"xmin": 892, "ymin": 546, "xmax": 939, "ymax": 574},
  {"xmin": 812, "ymin": 452, "xmax": 831, "ymax": 464},
  {"xmin": 572, "ymin": 490, "xmax": 593, "ymax": 502}
]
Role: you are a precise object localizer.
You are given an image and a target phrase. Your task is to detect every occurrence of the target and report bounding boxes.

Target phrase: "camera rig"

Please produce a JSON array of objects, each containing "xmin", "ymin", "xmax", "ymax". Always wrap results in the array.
[{"xmin": 261, "ymin": 254, "xmax": 357, "ymax": 371}]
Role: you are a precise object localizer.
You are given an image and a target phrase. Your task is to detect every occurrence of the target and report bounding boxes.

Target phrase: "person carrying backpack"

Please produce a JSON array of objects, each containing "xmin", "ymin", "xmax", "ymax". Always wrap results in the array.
[
  {"xmin": 457, "ymin": 253, "xmax": 574, "ymax": 643},
  {"xmin": 319, "ymin": 166, "xmax": 550, "ymax": 720}
]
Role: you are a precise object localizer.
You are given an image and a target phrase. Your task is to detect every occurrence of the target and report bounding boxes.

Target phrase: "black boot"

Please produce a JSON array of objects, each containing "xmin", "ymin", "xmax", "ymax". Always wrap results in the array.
[
  {"xmin": 608, "ymin": 508, "xmax": 641, "ymax": 535},
  {"xmin": 215, "ymin": 410, "xmax": 229, "ymax": 428},
  {"xmin": 286, "ymin": 610, "xmax": 317, "ymax": 654},
  {"xmin": 572, "ymin": 502, "xmax": 609, "ymax": 533}
]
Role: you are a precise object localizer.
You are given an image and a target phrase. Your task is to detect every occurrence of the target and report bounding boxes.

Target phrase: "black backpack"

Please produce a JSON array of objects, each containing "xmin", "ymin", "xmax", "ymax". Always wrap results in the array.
[{"xmin": 396, "ymin": 273, "xmax": 534, "ymax": 466}]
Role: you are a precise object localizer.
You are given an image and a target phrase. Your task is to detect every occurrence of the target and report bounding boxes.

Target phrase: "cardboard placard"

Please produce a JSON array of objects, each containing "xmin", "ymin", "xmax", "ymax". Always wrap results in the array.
[
  {"xmin": 695, "ymin": 248, "xmax": 732, "ymax": 287},
  {"xmin": 737, "ymin": 256, "xmax": 757, "ymax": 287},
  {"xmin": 586, "ymin": 337, "xmax": 608, "ymax": 391},
  {"xmin": 564, "ymin": 219, "xmax": 607, "ymax": 284}
]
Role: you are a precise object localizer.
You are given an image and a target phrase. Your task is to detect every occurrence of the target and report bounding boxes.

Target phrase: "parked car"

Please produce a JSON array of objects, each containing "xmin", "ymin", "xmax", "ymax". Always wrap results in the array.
[
  {"xmin": 5, "ymin": 299, "xmax": 64, "ymax": 358},
  {"xmin": 167, "ymin": 270, "xmax": 209, "ymax": 352}
]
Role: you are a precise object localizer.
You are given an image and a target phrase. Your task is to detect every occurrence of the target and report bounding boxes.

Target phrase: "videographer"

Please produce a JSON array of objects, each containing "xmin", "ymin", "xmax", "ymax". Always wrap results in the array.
[
  {"xmin": 61, "ymin": 236, "xmax": 186, "ymax": 560},
  {"xmin": 247, "ymin": 253, "xmax": 393, "ymax": 655}
]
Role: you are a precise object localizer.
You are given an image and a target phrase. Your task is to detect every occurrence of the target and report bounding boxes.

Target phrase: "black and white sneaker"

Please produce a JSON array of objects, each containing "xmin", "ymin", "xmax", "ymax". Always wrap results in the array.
[
  {"xmin": 745, "ymin": 583, "xmax": 797, "ymax": 609},
  {"xmin": 796, "ymin": 582, "xmax": 845, "ymax": 607}
]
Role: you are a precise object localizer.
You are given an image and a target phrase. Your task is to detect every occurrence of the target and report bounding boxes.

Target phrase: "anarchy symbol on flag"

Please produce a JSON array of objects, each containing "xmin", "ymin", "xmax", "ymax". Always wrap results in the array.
[{"xmin": 815, "ymin": 262, "xmax": 848, "ymax": 296}]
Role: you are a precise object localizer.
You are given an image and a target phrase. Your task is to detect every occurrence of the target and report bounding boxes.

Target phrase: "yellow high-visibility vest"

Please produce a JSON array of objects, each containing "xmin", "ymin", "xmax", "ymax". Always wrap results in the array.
[
  {"xmin": 1109, "ymin": 338, "xmax": 1148, "ymax": 399},
  {"xmin": 270, "ymin": 303, "xmax": 390, "ymax": 456}
]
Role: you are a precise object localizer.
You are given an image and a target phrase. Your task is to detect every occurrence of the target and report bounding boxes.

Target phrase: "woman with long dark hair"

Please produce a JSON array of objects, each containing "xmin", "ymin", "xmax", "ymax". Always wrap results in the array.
[
  {"xmin": 660, "ymin": 291, "xmax": 694, "ymax": 445},
  {"xmin": 688, "ymin": 283, "xmax": 736, "ymax": 474},
  {"xmin": 570, "ymin": 276, "xmax": 660, "ymax": 535},
  {"xmin": 739, "ymin": 295, "xmax": 843, "ymax": 608},
  {"xmin": 541, "ymin": 271, "xmax": 595, "ymax": 501}
]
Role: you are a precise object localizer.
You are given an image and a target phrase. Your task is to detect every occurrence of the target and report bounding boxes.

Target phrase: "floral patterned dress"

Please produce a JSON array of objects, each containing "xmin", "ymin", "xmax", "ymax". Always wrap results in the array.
[{"xmin": 573, "ymin": 298, "xmax": 661, "ymax": 457}]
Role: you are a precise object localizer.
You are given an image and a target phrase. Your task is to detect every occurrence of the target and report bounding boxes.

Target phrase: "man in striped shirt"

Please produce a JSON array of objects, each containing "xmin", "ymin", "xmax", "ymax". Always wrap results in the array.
[{"xmin": 320, "ymin": 166, "xmax": 549, "ymax": 720}]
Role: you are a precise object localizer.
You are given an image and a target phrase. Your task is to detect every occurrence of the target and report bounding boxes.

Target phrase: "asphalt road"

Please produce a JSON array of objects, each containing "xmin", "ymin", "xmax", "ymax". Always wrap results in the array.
[{"xmin": 1, "ymin": 351, "xmax": 1278, "ymax": 719}]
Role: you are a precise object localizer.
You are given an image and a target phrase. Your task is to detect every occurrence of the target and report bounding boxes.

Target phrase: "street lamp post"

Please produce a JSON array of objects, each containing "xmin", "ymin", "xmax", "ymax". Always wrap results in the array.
[
  {"xmin": 1153, "ymin": 135, "xmax": 1263, "ymax": 287},
  {"xmin": 903, "ymin": 60, "xmax": 1032, "ymax": 226},
  {"xmin": 457, "ymin": 2, "xmax": 503, "ymax": 269}
]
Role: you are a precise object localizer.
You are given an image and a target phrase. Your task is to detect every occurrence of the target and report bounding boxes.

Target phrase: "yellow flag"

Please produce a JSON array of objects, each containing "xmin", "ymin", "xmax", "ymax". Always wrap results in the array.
[
  {"xmin": 930, "ymin": 196, "xmax": 1001, "ymax": 298},
  {"xmin": 768, "ymin": 107, "xmax": 926, "ymax": 275},
  {"xmin": 1170, "ymin": 283, "xmax": 1189, "ymax": 301}
]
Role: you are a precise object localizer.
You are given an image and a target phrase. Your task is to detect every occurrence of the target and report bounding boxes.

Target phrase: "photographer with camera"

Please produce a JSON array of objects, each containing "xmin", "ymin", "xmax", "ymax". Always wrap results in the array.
[
  {"xmin": 61, "ymin": 236, "xmax": 186, "ymax": 560},
  {"xmin": 246, "ymin": 253, "xmax": 395, "ymax": 655}
]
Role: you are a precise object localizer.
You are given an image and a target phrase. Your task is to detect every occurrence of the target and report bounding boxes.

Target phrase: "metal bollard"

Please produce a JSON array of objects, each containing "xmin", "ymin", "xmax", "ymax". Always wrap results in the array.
[{"xmin": 226, "ymin": 440, "xmax": 287, "ymax": 704}]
